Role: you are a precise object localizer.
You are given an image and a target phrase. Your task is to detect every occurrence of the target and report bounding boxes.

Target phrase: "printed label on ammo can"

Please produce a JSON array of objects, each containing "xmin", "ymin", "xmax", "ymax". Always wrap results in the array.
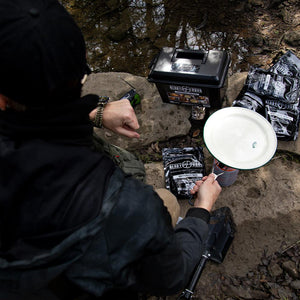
[{"xmin": 167, "ymin": 85, "xmax": 210, "ymax": 106}]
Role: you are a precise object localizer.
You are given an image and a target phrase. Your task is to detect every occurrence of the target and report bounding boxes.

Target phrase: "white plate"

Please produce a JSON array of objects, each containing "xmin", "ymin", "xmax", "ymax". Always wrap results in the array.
[{"xmin": 203, "ymin": 107, "xmax": 277, "ymax": 170}]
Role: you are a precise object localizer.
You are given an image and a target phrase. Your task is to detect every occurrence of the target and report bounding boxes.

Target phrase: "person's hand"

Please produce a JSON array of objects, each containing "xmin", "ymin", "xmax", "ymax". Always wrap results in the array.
[
  {"xmin": 190, "ymin": 173, "xmax": 222, "ymax": 212},
  {"xmin": 90, "ymin": 99, "xmax": 140, "ymax": 139}
]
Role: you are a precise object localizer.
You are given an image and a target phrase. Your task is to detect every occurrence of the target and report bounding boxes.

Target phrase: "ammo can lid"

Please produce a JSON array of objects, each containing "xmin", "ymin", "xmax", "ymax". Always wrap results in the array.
[{"xmin": 148, "ymin": 47, "xmax": 230, "ymax": 88}]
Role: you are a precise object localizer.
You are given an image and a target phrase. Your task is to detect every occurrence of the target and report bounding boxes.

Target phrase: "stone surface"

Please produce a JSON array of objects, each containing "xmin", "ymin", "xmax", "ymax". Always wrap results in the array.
[
  {"xmin": 282, "ymin": 261, "xmax": 299, "ymax": 279},
  {"xmin": 82, "ymin": 72, "xmax": 191, "ymax": 150},
  {"xmin": 225, "ymin": 71, "xmax": 248, "ymax": 106},
  {"xmin": 291, "ymin": 280, "xmax": 300, "ymax": 290},
  {"xmin": 268, "ymin": 262, "xmax": 283, "ymax": 277},
  {"xmin": 284, "ymin": 31, "xmax": 300, "ymax": 47}
]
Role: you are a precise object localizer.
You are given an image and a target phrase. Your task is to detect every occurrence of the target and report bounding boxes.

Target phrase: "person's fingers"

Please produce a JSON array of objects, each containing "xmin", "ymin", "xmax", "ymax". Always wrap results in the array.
[
  {"xmin": 115, "ymin": 126, "xmax": 140, "ymax": 138},
  {"xmin": 99, "ymin": 99, "xmax": 141, "ymax": 138},
  {"xmin": 123, "ymin": 116, "xmax": 140, "ymax": 131},
  {"xmin": 190, "ymin": 185, "xmax": 198, "ymax": 195},
  {"xmin": 206, "ymin": 173, "xmax": 217, "ymax": 183},
  {"xmin": 200, "ymin": 176, "xmax": 208, "ymax": 182},
  {"xmin": 190, "ymin": 178, "xmax": 205, "ymax": 194},
  {"xmin": 192, "ymin": 172, "xmax": 222, "ymax": 211}
]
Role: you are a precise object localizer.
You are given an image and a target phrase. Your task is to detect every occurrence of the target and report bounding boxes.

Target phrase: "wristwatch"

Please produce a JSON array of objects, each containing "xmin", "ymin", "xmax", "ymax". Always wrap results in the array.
[{"xmin": 94, "ymin": 96, "xmax": 109, "ymax": 128}]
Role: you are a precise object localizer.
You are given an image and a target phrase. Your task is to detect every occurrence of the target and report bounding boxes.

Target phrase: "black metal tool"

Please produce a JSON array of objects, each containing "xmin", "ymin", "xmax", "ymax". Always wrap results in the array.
[
  {"xmin": 120, "ymin": 89, "xmax": 141, "ymax": 108},
  {"xmin": 177, "ymin": 206, "xmax": 236, "ymax": 299},
  {"xmin": 120, "ymin": 78, "xmax": 141, "ymax": 108}
]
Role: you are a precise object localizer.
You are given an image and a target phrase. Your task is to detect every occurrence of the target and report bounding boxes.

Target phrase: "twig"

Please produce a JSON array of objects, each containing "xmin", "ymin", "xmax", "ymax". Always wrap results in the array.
[{"xmin": 280, "ymin": 240, "xmax": 300, "ymax": 255}]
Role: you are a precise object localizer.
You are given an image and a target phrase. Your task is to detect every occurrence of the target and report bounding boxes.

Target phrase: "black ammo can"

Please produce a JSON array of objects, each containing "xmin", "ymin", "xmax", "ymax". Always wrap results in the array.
[{"xmin": 148, "ymin": 47, "xmax": 230, "ymax": 108}]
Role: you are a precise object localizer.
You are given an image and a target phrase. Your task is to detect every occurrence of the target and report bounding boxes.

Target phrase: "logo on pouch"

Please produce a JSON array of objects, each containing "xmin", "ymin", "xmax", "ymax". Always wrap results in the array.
[{"xmin": 169, "ymin": 160, "xmax": 202, "ymax": 170}]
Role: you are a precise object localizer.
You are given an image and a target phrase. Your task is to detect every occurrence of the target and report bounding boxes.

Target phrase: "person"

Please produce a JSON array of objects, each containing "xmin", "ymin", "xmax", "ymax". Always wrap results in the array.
[{"xmin": 0, "ymin": 0, "xmax": 222, "ymax": 299}]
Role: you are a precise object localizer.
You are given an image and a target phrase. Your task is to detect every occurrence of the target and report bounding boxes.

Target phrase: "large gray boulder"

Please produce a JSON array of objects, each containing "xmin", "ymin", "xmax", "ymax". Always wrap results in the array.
[{"xmin": 82, "ymin": 72, "xmax": 191, "ymax": 150}]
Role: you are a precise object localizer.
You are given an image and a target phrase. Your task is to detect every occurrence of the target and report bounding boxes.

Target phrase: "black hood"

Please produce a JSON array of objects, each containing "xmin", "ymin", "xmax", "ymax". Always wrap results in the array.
[{"xmin": 0, "ymin": 0, "xmax": 88, "ymax": 106}]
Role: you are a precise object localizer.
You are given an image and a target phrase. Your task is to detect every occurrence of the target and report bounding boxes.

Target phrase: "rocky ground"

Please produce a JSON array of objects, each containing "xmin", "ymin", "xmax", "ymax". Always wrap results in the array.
[{"xmin": 80, "ymin": 1, "xmax": 300, "ymax": 299}]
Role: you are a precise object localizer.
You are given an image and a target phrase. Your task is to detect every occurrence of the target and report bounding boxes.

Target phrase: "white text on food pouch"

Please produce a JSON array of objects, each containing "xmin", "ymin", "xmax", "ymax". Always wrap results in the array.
[{"xmin": 169, "ymin": 160, "xmax": 203, "ymax": 170}]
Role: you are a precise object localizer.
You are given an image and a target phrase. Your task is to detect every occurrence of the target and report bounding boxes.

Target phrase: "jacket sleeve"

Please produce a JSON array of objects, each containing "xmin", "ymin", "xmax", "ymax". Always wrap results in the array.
[
  {"xmin": 104, "ymin": 171, "xmax": 210, "ymax": 296},
  {"xmin": 134, "ymin": 207, "xmax": 210, "ymax": 296}
]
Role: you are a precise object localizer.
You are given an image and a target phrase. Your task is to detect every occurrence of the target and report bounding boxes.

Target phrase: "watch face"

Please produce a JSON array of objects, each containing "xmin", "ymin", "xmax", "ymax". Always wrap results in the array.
[{"xmin": 98, "ymin": 96, "xmax": 109, "ymax": 104}]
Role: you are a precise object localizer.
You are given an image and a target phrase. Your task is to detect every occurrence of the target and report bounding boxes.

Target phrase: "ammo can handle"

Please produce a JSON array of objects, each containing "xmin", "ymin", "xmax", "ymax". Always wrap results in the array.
[{"xmin": 171, "ymin": 49, "xmax": 207, "ymax": 63}]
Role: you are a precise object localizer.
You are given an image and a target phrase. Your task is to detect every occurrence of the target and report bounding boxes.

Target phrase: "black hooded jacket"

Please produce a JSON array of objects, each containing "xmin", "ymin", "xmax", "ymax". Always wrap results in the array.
[{"xmin": 0, "ymin": 95, "xmax": 210, "ymax": 297}]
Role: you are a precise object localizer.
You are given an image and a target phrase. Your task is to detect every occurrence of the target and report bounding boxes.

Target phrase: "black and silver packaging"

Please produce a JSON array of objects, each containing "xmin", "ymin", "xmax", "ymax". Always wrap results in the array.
[
  {"xmin": 245, "ymin": 67, "xmax": 299, "ymax": 104},
  {"xmin": 162, "ymin": 147, "xmax": 206, "ymax": 199}
]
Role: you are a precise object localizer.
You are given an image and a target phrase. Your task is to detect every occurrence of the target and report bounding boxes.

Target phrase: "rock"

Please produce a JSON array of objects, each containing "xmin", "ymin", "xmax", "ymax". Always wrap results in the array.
[
  {"xmin": 284, "ymin": 31, "xmax": 300, "ymax": 47},
  {"xmin": 290, "ymin": 280, "xmax": 300, "ymax": 290},
  {"xmin": 223, "ymin": 284, "xmax": 269, "ymax": 299},
  {"xmin": 82, "ymin": 72, "xmax": 191, "ymax": 150},
  {"xmin": 261, "ymin": 257, "xmax": 269, "ymax": 266},
  {"xmin": 282, "ymin": 261, "xmax": 299, "ymax": 279},
  {"xmin": 250, "ymin": 290, "xmax": 270, "ymax": 299},
  {"xmin": 225, "ymin": 72, "xmax": 248, "ymax": 106},
  {"xmin": 268, "ymin": 262, "xmax": 283, "ymax": 277},
  {"xmin": 277, "ymin": 139, "xmax": 300, "ymax": 156},
  {"xmin": 277, "ymin": 286, "xmax": 297, "ymax": 299}
]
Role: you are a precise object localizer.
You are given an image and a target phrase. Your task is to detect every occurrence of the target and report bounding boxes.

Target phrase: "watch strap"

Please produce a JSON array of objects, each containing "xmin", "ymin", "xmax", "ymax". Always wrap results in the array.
[{"xmin": 94, "ymin": 96, "xmax": 109, "ymax": 128}]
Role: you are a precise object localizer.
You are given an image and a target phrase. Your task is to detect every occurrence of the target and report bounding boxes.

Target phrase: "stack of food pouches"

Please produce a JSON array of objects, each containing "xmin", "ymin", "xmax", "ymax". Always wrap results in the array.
[{"xmin": 233, "ymin": 50, "xmax": 300, "ymax": 141}]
